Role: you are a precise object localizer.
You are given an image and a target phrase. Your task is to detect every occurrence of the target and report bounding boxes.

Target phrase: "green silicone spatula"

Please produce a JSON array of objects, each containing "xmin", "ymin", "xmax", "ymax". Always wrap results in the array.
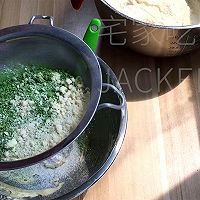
[{"xmin": 83, "ymin": 18, "xmax": 101, "ymax": 52}]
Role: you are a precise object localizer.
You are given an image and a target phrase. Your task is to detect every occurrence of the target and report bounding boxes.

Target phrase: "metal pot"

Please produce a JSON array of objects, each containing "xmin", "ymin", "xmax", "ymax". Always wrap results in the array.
[
  {"xmin": 94, "ymin": 0, "xmax": 200, "ymax": 57},
  {"xmin": 0, "ymin": 58, "xmax": 127, "ymax": 200},
  {"xmin": 0, "ymin": 15, "xmax": 125, "ymax": 170}
]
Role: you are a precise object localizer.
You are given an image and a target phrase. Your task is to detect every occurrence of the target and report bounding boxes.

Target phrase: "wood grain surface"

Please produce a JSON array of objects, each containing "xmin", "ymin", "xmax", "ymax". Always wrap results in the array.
[{"xmin": 1, "ymin": 0, "xmax": 200, "ymax": 200}]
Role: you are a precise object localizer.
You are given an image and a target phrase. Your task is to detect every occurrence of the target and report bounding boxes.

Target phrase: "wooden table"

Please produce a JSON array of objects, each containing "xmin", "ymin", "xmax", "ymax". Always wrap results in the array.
[{"xmin": 1, "ymin": 0, "xmax": 200, "ymax": 200}]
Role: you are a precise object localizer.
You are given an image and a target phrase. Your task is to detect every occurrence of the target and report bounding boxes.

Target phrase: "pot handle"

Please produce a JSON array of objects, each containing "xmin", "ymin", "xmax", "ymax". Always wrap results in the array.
[
  {"xmin": 98, "ymin": 83, "xmax": 125, "ymax": 110},
  {"xmin": 29, "ymin": 15, "xmax": 54, "ymax": 26}
]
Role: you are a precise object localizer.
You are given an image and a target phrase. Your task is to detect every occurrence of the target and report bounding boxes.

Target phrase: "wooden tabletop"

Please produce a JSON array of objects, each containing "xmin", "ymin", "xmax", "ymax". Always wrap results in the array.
[{"xmin": 1, "ymin": 0, "xmax": 200, "ymax": 200}]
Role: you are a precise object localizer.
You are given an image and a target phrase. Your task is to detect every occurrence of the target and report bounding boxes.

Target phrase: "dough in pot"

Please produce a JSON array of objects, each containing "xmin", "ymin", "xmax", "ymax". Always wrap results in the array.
[{"xmin": 105, "ymin": 0, "xmax": 200, "ymax": 26}]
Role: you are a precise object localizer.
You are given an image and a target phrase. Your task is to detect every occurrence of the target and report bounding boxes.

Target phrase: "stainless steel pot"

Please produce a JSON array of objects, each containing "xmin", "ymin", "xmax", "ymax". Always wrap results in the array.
[
  {"xmin": 95, "ymin": 0, "xmax": 200, "ymax": 57},
  {"xmin": 0, "ymin": 57, "xmax": 127, "ymax": 200},
  {"xmin": 0, "ymin": 15, "xmax": 125, "ymax": 170}
]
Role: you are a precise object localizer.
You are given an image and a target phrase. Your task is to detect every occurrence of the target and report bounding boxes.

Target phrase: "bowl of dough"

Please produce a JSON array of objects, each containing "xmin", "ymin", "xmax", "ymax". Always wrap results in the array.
[{"xmin": 94, "ymin": 0, "xmax": 200, "ymax": 57}]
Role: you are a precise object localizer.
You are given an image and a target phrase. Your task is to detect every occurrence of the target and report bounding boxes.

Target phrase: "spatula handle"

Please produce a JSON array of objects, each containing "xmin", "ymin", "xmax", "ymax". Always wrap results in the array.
[
  {"xmin": 71, "ymin": 0, "xmax": 84, "ymax": 10},
  {"xmin": 83, "ymin": 18, "xmax": 101, "ymax": 52}
]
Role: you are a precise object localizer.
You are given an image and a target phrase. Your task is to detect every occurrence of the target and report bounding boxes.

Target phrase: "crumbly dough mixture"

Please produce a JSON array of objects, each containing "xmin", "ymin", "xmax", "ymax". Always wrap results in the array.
[
  {"xmin": 105, "ymin": 0, "xmax": 200, "ymax": 26},
  {"xmin": 0, "ymin": 65, "xmax": 90, "ymax": 161}
]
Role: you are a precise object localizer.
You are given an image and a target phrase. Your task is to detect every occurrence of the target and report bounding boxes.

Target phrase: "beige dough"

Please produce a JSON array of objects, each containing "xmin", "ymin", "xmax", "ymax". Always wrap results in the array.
[
  {"xmin": 105, "ymin": 0, "xmax": 200, "ymax": 26},
  {"xmin": 0, "ymin": 181, "xmax": 64, "ymax": 198}
]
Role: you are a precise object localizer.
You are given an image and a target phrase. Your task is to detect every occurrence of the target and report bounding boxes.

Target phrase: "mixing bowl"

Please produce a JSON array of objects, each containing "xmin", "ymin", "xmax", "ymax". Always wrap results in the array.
[
  {"xmin": 94, "ymin": 0, "xmax": 200, "ymax": 57},
  {"xmin": 71, "ymin": 0, "xmax": 200, "ymax": 57},
  {"xmin": 0, "ymin": 15, "xmax": 125, "ymax": 170},
  {"xmin": 0, "ymin": 57, "xmax": 127, "ymax": 200}
]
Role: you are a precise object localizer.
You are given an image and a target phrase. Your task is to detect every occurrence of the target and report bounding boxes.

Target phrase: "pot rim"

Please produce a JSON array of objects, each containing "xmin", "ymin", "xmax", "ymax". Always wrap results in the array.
[
  {"xmin": 99, "ymin": 0, "xmax": 200, "ymax": 30},
  {"xmin": 0, "ymin": 23, "xmax": 102, "ymax": 170}
]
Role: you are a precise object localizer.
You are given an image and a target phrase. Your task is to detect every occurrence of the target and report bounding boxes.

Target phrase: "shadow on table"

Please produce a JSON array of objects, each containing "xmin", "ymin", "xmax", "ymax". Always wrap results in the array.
[
  {"xmin": 155, "ymin": 171, "xmax": 200, "ymax": 200},
  {"xmin": 97, "ymin": 36, "xmax": 193, "ymax": 102}
]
